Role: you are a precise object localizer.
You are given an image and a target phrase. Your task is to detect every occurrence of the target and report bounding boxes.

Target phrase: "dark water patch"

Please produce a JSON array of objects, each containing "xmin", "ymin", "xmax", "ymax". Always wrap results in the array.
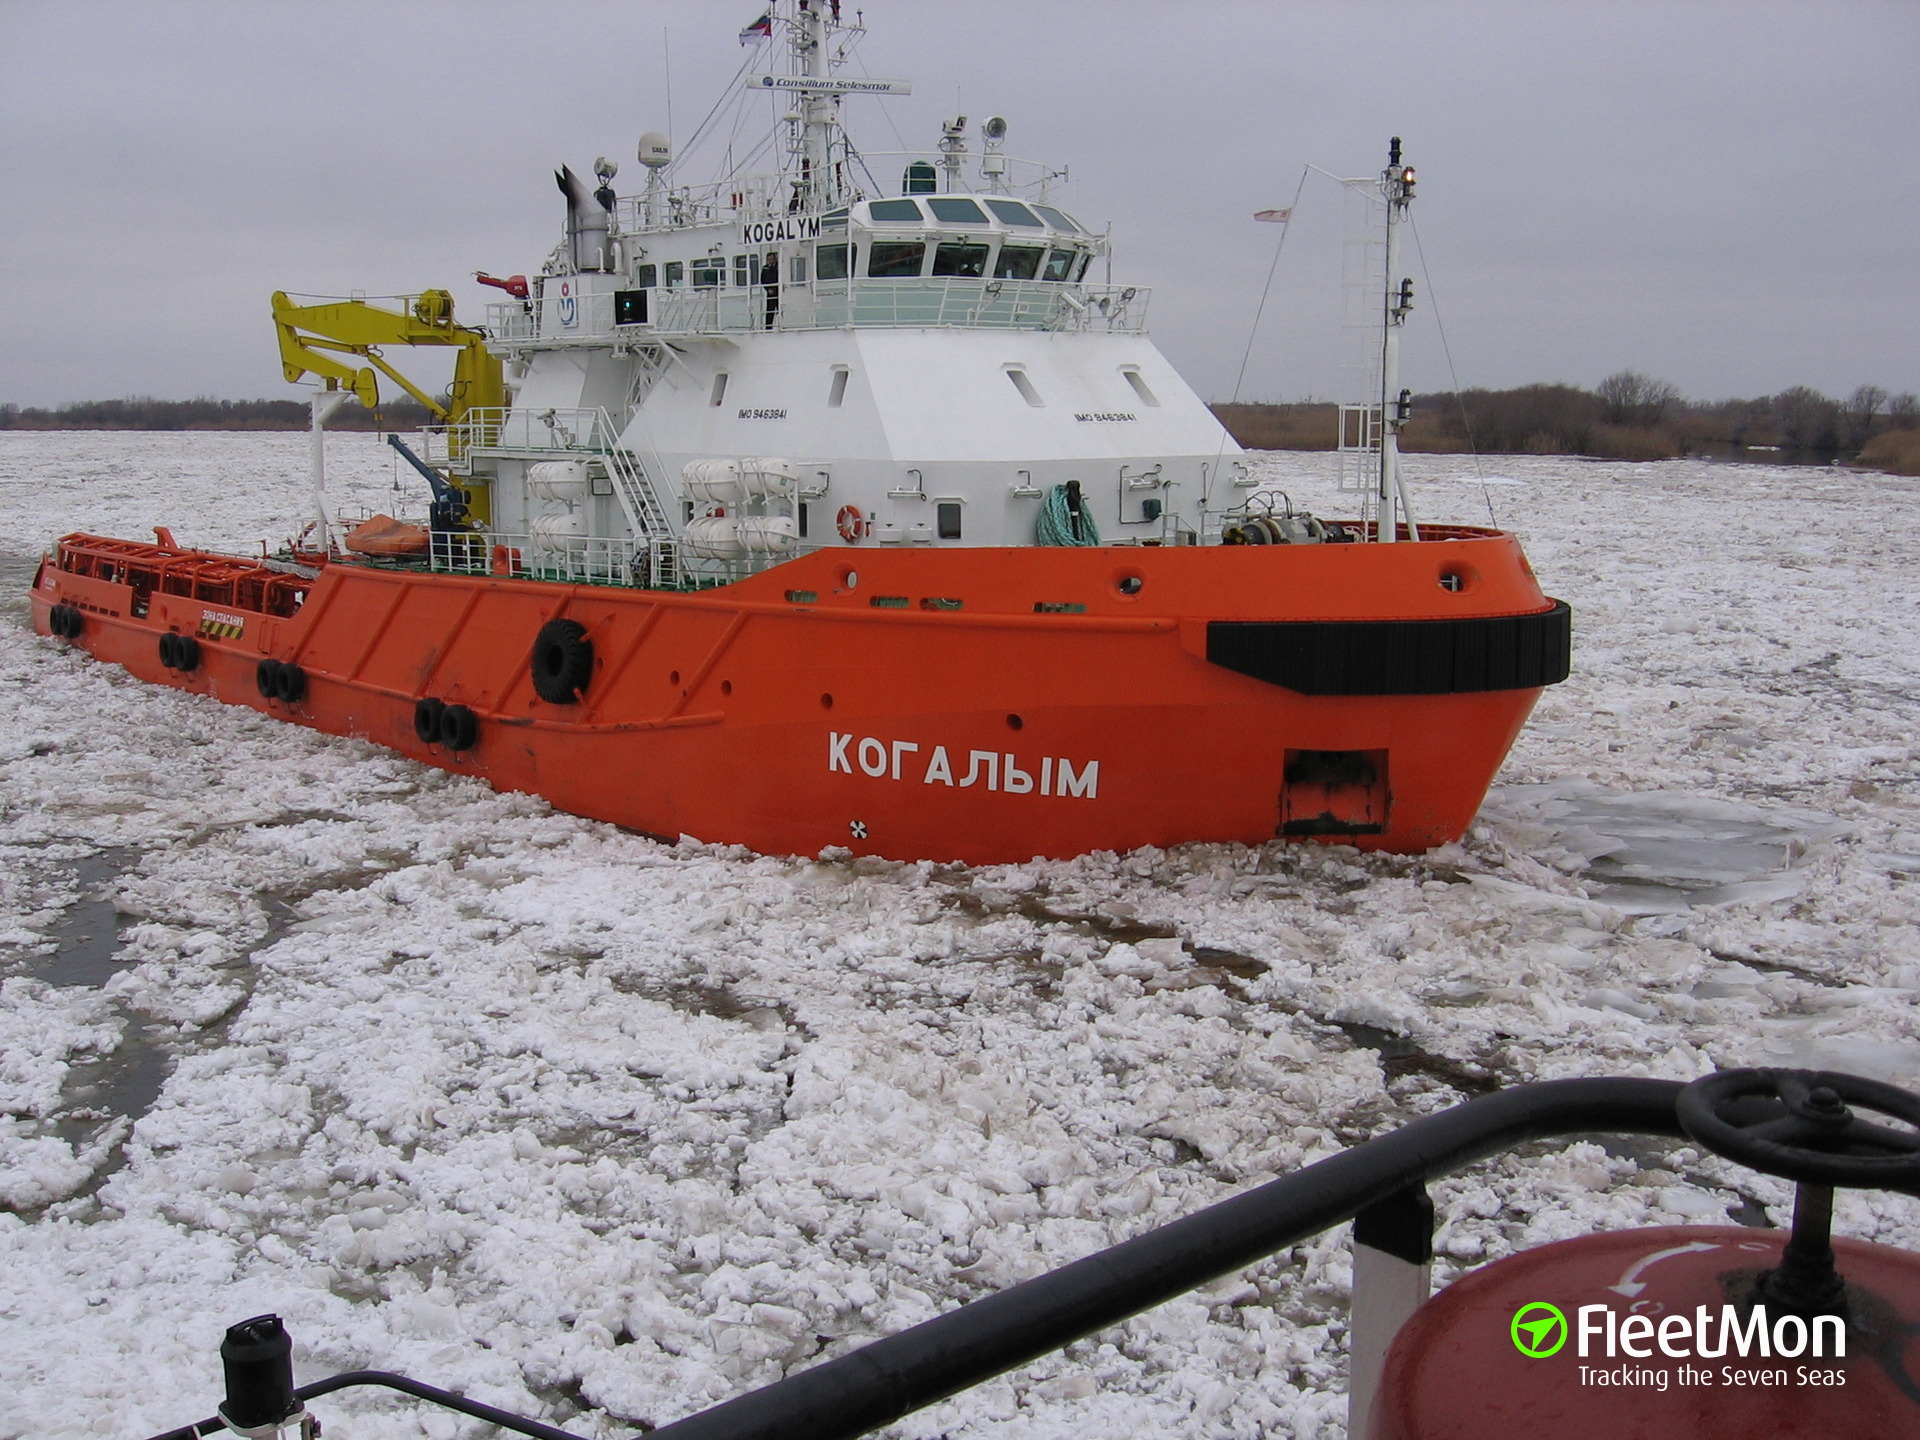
[
  {"xmin": 53, "ymin": 1020, "xmax": 172, "ymax": 1150},
  {"xmin": 1189, "ymin": 946, "xmax": 1267, "ymax": 981},
  {"xmin": 0, "ymin": 552, "xmax": 42, "ymax": 627},
  {"xmin": 36, "ymin": 883, "xmax": 300, "ymax": 1209},
  {"xmin": 608, "ymin": 973, "xmax": 803, "ymax": 1036},
  {"xmin": 1723, "ymin": 1192, "xmax": 1775, "ymax": 1228},
  {"xmin": 37, "ymin": 846, "xmax": 139, "ymax": 988},
  {"xmin": 1335, "ymin": 1020, "xmax": 1501, "ymax": 1096},
  {"xmin": 1013, "ymin": 894, "xmax": 1180, "ymax": 943}
]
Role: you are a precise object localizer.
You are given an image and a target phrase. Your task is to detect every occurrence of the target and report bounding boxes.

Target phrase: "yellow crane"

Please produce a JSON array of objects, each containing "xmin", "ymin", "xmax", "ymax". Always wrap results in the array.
[{"xmin": 271, "ymin": 289, "xmax": 504, "ymax": 521}]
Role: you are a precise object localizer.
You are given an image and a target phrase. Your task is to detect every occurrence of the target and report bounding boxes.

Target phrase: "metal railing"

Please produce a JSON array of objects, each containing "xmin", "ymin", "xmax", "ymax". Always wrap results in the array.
[
  {"xmin": 486, "ymin": 278, "xmax": 1148, "ymax": 344},
  {"xmin": 613, "ymin": 174, "xmax": 793, "ymax": 233},
  {"xmin": 429, "ymin": 531, "xmax": 659, "ymax": 588}
]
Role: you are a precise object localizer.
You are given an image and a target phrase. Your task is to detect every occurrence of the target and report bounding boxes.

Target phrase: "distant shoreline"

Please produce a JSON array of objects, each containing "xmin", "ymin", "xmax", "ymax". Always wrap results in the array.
[{"xmin": 5, "ymin": 387, "xmax": 1917, "ymax": 476}]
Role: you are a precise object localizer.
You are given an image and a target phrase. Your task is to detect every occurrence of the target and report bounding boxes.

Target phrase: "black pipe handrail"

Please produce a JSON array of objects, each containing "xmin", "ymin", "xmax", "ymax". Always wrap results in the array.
[
  {"xmin": 645, "ymin": 1077, "xmax": 1687, "ymax": 1440},
  {"xmin": 141, "ymin": 1076, "xmax": 1689, "ymax": 1440}
]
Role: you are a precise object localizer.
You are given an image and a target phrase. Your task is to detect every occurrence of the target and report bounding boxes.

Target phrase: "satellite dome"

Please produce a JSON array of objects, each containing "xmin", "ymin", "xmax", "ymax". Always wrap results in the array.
[{"xmin": 637, "ymin": 132, "xmax": 672, "ymax": 168}]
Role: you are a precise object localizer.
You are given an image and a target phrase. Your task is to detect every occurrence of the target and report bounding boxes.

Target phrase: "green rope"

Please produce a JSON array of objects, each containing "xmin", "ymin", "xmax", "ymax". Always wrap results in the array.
[{"xmin": 1036, "ymin": 482, "xmax": 1101, "ymax": 546}]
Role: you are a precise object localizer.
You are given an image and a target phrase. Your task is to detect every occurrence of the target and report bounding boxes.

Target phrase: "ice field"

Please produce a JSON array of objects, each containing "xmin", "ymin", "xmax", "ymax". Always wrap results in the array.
[{"xmin": 1, "ymin": 431, "xmax": 1917, "ymax": 1438}]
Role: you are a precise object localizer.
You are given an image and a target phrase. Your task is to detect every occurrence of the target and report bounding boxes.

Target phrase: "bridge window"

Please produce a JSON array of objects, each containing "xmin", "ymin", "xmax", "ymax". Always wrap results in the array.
[
  {"xmin": 635, "ymin": 263, "xmax": 657, "ymax": 287},
  {"xmin": 691, "ymin": 258, "xmax": 723, "ymax": 288},
  {"xmin": 663, "ymin": 261, "xmax": 684, "ymax": 288},
  {"xmin": 1033, "ymin": 204, "xmax": 1084, "ymax": 234},
  {"xmin": 931, "ymin": 242, "xmax": 989, "ymax": 278},
  {"xmin": 822, "ymin": 207, "xmax": 849, "ymax": 230},
  {"xmin": 1042, "ymin": 249, "xmax": 1077, "ymax": 282},
  {"xmin": 816, "ymin": 243, "xmax": 850, "ymax": 281},
  {"xmin": 868, "ymin": 240, "xmax": 926, "ymax": 277},
  {"xmin": 927, "ymin": 196, "xmax": 988, "ymax": 225},
  {"xmin": 868, "ymin": 198, "xmax": 923, "ymax": 222},
  {"xmin": 994, "ymin": 246, "xmax": 1043, "ymax": 280},
  {"xmin": 986, "ymin": 199, "xmax": 1044, "ymax": 228}
]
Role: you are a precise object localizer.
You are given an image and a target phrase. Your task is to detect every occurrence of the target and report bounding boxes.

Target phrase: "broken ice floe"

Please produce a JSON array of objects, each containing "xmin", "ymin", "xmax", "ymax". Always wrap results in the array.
[{"xmin": 1482, "ymin": 779, "xmax": 1851, "ymax": 914}]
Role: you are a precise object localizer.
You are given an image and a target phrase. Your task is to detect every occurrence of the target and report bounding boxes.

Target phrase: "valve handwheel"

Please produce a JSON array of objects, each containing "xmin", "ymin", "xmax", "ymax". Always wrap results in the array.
[{"xmin": 1677, "ymin": 1067, "xmax": 1920, "ymax": 1196}]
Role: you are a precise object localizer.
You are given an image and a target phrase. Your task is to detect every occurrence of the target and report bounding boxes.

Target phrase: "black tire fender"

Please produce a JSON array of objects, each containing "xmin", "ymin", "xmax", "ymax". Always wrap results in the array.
[
  {"xmin": 272, "ymin": 662, "xmax": 307, "ymax": 704},
  {"xmin": 413, "ymin": 697, "xmax": 446, "ymax": 745},
  {"xmin": 531, "ymin": 618, "xmax": 594, "ymax": 704},
  {"xmin": 174, "ymin": 635, "xmax": 200, "ymax": 672},
  {"xmin": 160, "ymin": 632, "xmax": 179, "ymax": 669},
  {"xmin": 256, "ymin": 658, "xmax": 283, "ymax": 698},
  {"xmin": 439, "ymin": 703, "xmax": 479, "ymax": 752}
]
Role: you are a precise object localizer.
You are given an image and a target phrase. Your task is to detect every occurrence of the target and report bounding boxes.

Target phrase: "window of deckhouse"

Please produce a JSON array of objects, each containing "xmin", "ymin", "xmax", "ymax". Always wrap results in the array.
[
  {"xmin": 635, "ymin": 264, "xmax": 657, "ymax": 287},
  {"xmin": 926, "ymin": 197, "xmax": 988, "ymax": 225},
  {"xmin": 1042, "ymin": 249, "xmax": 1078, "ymax": 282},
  {"xmin": 1032, "ymin": 205, "xmax": 1083, "ymax": 233},
  {"xmin": 816, "ymin": 243, "xmax": 850, "ymax": 281},
  {"xmin": 868, "ymin": 241, "xmax": 926, "ymax": 277},
  {"xmin": 734, "ymin": 255, "xmax": 753, "ymax": 287},
  {"xmin": 663, "ymin": 261, "xmax": 684, "ymax": 288},
  {"xmin": 931, "ymin": 242, "xmax": 989, "ymax": 278},
  {"xmin": 691, "ymin": 257, "xmax": 723, "ymax": 288},
  {"xmin": 993, "ymin": 247, "xmax": 1043, "ymax": 280},
  {"xmin": 868, "ymin": 199, "xmax": 923, "ymax": 222},
  {"xmin": 985, "ymin": 199, "xmax": 1044, "ymax": 228}
]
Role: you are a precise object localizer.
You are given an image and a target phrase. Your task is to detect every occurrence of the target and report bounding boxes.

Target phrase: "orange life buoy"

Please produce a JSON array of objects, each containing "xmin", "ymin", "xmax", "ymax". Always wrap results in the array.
[{"xmin": 836, "ymin": 505, "xmax": 865, "ymax": 543}]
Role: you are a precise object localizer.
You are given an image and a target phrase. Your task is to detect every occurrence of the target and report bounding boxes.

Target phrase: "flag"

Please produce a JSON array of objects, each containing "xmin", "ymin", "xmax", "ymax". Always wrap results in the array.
[
  {"xmin": 1254, "ymin": 208, "xmax": 1292, "ymax": 224},
  {"xmin": 739, "ymin": 10, "xmax": 773, "ymax": 43}
]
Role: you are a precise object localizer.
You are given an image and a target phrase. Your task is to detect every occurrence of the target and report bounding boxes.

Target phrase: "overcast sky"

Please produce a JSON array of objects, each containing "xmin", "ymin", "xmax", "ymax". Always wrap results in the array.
[{"xmin": 3, "ymin": 1, "xmax": 1915, "ymax": 408}]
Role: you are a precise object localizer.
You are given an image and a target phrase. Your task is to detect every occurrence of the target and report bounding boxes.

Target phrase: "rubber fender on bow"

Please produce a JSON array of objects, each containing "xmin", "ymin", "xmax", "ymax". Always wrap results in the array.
[
  {"xmin": 256, "ymin": 658, "xmax": 282, "ymax": 698},
  {"xmin": 272, "ymin": 662, "xmax": 307, "ymax": 704},
  {"xmin": 439, "ymin": 703, "xmax": 479, "ymax": 752},
  {"xmin": 530, "ymin": 618, "xmax": 593, "ymax": 704},
  {"xmin": 413, "ymin": 697, "xmax": 446, "ymax": 745}
]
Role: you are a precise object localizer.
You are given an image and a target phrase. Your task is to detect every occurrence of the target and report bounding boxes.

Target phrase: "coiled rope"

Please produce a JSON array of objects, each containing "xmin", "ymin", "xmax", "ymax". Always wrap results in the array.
[{"xmin": 1036, "ymin": 482, "xmax": 1101, "ymax": 546}]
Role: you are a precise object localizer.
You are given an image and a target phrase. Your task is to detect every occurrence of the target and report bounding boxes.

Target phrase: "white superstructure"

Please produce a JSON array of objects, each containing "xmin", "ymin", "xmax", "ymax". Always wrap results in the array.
[{"xmin": 428, "ymin": 0, "xmax": 1248, "ymax": 587}]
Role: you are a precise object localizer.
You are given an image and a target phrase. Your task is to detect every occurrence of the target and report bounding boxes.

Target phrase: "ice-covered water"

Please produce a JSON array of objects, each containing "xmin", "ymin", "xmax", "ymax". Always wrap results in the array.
[{"xmin": 1, "ymin": 434, "xmax": 1917, "ymax": 1438}]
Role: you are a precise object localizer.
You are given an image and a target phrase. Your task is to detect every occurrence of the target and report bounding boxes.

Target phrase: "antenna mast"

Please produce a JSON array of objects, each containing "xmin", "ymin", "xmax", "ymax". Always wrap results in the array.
[
  {"xmin": 1376, "ymin": 138, "xmax": 1420, "ymax": 543},
  {"xmin": 791, "ymin": 1, "xmax": 840, "ymax": 208}
]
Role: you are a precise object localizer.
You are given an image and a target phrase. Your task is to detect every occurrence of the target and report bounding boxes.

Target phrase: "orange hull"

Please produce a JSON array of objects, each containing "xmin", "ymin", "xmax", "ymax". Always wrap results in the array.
[{"xmin": 30, "ymin": 531, "xmax": 1567, "ymax": 863}]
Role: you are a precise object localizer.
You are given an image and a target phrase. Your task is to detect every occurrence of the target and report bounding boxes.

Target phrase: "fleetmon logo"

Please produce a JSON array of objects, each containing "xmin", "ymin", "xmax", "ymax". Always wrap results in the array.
[{"xmin": 1511, "ymin": 1302, "xmax": 1568, "ymax": 1358}]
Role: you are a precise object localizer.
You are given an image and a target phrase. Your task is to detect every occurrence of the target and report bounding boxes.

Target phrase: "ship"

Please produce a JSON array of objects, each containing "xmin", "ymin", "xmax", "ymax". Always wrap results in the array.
[{"xmin": 30, "ymin": 1, "xmax": 1569, "ymax": 866}]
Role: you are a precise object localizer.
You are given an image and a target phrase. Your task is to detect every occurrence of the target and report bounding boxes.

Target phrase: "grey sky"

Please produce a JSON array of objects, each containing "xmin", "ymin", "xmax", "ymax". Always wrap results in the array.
[{"xmin": 3, "ymin": 0, "xmax": 1914, "ymax": 408}]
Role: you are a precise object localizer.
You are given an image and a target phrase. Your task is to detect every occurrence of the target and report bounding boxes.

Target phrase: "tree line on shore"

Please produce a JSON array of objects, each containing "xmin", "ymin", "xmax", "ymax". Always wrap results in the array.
[
  {"xmin": 5, "ymin": 377, "xmax": 1918, "ymax": 475},
  {"xmin": 1213, "ymin": 373, "xmax": 1920, "ymax": 475}
]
